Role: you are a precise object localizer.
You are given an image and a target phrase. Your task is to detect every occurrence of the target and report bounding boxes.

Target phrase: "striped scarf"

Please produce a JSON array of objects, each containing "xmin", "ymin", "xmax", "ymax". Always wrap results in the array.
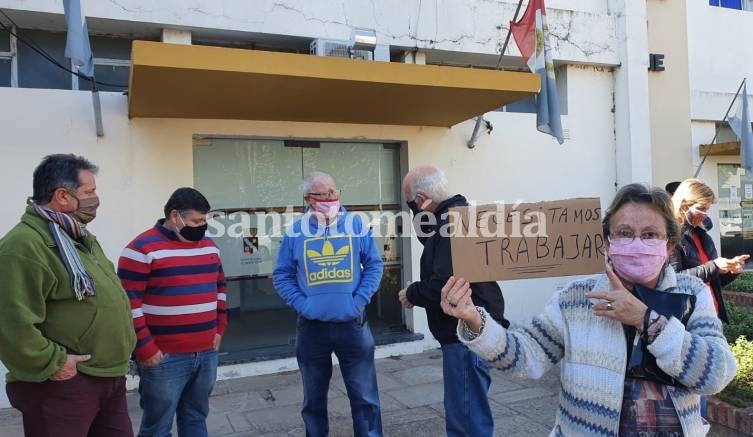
[{"xmin": 28, "ymin": 198, "xmax": 95, "ymax": 300}]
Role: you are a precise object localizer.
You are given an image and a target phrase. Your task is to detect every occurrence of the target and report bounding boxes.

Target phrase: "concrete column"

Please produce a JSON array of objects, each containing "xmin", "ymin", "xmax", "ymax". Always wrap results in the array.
[
  {"xmin": 401, "ymin": 48, "xmax": 431, "ymax": 339},
  {"xmin": 609, "ymin": 0, "xmax": 653, "ymax": 187},
  {"xmin": 647, "ymin": 0, "xmax": 693, "ymax": 187},
  {"xmin": 161, "ymin": 28, "xmax": 192, "ymax": 45},
  {"xmin": 402, "ymin": 50, "xmax": 426, "ymax": 65}
]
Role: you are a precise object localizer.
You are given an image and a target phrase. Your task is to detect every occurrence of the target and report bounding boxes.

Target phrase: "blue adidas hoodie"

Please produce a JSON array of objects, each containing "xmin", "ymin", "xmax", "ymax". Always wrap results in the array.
[{"xmin": 273, "ymin": 209, "xmax": 384, "ymax": 322}]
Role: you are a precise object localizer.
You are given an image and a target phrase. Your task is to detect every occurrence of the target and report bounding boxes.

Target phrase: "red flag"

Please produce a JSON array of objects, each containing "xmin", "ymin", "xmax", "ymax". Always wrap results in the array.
[
  {"xmin": 509, "ymin": 0, "xmax": 564, "ymax": 144},
  {"xmin": 510, "ymin": 0, "xmax": 546, "ymax": 67}
]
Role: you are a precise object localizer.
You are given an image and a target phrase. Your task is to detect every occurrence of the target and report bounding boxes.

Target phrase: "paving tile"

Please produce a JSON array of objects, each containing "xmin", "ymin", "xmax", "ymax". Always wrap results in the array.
[
  {"xmin": 383, "ymin": 417, "xmax": 447, "ymax": 436},
  {"xmin": 331, "ymin": 370, "xmax": 403, "ymax": 393},
  {"xmin": 227, "ymin": 411, "xmax": 258, "ymax": 433},
  {"xmin": 489, "ymin": 387, "xmax": 554, "ymax": 404},
  {"xmin": 492, "ymin": 411, "xmax": 554, "ymax": 437},
  {"xmin": 381, "ymin": 406, "xmax": 443, "ymax": 426},
  {"xmin": 242, "ymin": 405, "xmax": 303, "ymax": 434},
  {"xmin": 427, "ymin": 402, "xmax": 445, "ymax": 418},
  {"xmin": 384, "ymin": 382, "xmax": 444, "ymax": 408},
  {"xmin": 488, "ymin": 375, "xmax": 527, "ymax": 394},
  {"xmin": 207, "ymin": 414, "xmax": 235, "ymax": 436},
  {"xmin": 507, "ymin": 394, "xmax": 559, "ymax": 428},
  {"xmin": 488, "ymin": 398, "xmax": 517, "ymax": 417},
  {"xmin": 392, "ymin": 365, "xmax": 444, "ymax": 385},
  {"xmin": 220, "ymin": 371, "xmax": 301, "ymax": 394},
  {"xmin": 210, "ymin": 390, "xmax": 271, "ymax": 414}
]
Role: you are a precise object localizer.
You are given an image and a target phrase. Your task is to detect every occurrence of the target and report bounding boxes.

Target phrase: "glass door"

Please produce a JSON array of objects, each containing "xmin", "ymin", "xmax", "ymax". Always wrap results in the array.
[
  {"xmin": 193, "ymin": 138, "xmax": 411, "ymax": 363},
  {"xmin": 717, "ymin": 164, "xmax": 751, "ymax": 259}
]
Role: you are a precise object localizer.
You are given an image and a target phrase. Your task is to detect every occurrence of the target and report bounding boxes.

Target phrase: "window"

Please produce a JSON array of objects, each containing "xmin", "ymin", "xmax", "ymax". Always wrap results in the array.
[
  {"xmin": 75, "ymin": 60, "xmax": 130, "ymax": 92},
  {"xmin": 709, "ymin": 0, "xmax": 753, "ymax": 10},
  {"xmin": 17, "ymin": 29, "xmax": 70, "ymax": 89},
  {"xmin": 74, "ymin": 35, "xmax": 131, "ymax": 92},
  {"xmin": 0, "ymin": 26, "xmax": 17, "ymax": 87},
  {"xmin": 14, "ymin": 29, "xmax": 131, "ymax": 91},
  {"xmin": 717, "ymin": 164, "xmax": 753, "ymax": 258}
]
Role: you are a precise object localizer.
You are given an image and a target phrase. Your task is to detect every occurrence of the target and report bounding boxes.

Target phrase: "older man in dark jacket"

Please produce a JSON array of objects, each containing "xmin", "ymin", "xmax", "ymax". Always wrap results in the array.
[{"xmin": 399, "ymin": 165, "xmax": 508, "ymax": 437}]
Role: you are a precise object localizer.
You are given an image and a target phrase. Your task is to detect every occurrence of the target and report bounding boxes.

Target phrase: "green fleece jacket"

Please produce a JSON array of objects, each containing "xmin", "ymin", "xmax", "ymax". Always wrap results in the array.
[{"xmin": 0, "ymin": 208, "xmax": 136, "ymax": 382}]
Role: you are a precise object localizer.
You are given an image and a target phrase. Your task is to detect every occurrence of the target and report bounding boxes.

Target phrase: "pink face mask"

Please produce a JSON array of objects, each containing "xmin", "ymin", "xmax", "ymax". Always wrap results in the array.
[
  {"xmin": 312, "ymin": 199, "xmax": 340, "ymax": 219},
  {"xmin": 607, "ymin": 239, "xmax": 668, "ymax": 285}
]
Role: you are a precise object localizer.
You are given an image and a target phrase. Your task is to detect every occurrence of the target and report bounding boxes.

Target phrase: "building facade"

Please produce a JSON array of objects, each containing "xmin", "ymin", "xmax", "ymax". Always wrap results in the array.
[
  {"xmin": 0, "ymin": 0, "xmax": 657, "ymax": 407},
  {"xmin": 648, "ymin": 0, "xmax": 753, "ymax": 261}
]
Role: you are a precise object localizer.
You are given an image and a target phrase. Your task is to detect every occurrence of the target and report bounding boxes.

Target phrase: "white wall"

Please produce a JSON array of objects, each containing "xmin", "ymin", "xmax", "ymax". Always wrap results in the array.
[
  {"xmin": 0, "ymin": 0, "xmax": 618, "ymax": 65},
  {"xmin": 687, "ymin": 2, "xmax": 753, "ymax": 122}
]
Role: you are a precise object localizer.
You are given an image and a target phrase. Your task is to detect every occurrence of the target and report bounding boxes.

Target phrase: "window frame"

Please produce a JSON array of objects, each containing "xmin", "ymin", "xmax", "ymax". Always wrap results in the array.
[
  {"xmin": 0, "ymin": 25, "xmax": 19, "ymax": 87},
  {"xmin": 71, "ymin": 57, "xmax": 130, "ymax": 90}
]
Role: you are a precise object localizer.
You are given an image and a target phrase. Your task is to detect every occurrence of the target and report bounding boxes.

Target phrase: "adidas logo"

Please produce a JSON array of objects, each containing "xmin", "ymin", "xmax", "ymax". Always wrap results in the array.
[{"xmin": 306, "ymin": 240, "xmax": 350, "ymax": 267}]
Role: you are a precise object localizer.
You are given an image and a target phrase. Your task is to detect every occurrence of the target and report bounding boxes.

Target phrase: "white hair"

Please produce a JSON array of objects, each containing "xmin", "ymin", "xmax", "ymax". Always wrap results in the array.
[
  {"xmin": 408, "ymin": 167, "xmax": 450, "ymax": 201},
  {"xmin": 301, "ymin": 171, "xmax": 335, "ymax": 194}
]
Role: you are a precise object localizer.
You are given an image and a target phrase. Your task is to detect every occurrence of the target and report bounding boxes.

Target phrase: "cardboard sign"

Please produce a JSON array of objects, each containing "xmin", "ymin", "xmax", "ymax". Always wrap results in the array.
[{"xmin": 449, "ymin": 198, "xmax": 605, "ymax": 282}]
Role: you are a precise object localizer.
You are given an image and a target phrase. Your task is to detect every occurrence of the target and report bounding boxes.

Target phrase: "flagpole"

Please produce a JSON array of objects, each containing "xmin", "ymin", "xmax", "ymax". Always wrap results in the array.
[
  {"xmin": 468, "ymin": 0, "xmax": 525, "ymax": 149},
  {"xmin": 694, "ymin": 78, "xmax": 746, "ymax": 178}
]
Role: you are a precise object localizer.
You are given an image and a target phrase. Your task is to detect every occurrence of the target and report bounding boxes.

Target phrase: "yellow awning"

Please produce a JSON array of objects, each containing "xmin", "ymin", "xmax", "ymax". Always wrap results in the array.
[
  {"xmin": 699, "ymin": 141, "xmax": 740, "ymax": 156},
  {"xmin": 128, "ymin": 41, "xmax": 540, "ymax": 127}
]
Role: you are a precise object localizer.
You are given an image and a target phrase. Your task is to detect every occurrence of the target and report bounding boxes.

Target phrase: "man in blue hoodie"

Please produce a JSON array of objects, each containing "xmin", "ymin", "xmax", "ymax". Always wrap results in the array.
[{"xmin": 273, "ymin": 171, "xmax": 384, "ymax": 437}]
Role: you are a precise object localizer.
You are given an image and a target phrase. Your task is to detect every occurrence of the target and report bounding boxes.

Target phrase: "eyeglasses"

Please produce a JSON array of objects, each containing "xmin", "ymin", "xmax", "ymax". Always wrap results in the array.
[
  {"xmin": 306, "ymin": 189, "xmax": 341, "ymax": 200},
  {"xmin": 608, "ymin": 229, "xmax": 668, "ymax": 247}
]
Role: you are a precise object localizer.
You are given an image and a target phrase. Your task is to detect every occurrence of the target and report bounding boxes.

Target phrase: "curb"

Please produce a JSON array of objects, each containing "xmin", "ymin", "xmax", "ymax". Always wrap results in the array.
[{"xmin": 707, "ymin": 396, "xmax": 753, "ymax": 435}]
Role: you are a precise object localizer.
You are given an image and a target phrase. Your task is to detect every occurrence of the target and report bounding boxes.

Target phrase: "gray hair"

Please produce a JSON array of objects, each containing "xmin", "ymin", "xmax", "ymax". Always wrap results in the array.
[
  {"xmin": 407, "ymin": 166, "xmax": 451, "ymax": 201},
  {"xmin": 301, "ymin": 171, "xmax": 335, "ymax": 194}
]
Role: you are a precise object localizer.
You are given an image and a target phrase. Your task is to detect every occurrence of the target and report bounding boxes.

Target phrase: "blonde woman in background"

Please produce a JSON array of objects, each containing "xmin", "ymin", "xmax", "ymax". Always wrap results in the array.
[{"xmin": 670, "ymin": 178, "xmax": 749, "ymax": 324}]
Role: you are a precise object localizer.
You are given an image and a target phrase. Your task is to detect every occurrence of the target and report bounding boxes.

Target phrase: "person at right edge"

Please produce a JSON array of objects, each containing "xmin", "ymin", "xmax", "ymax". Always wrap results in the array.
[
  {"xmin": 398, "ymin": 165, "xmax": 508, "ymax": 437},
  {"xmin": 670, "ymin": 178, "xmax": 749, "ymax": 418}
]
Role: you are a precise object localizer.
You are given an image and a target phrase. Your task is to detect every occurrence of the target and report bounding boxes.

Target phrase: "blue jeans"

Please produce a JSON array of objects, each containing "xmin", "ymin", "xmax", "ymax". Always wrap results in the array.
[
  {"xmin": 137, "ymin": 350, "xmax": 218, "ymax": 437},
  {"xmin": 296, "ymin": 316, "xmax": 382, "ymax": 437},
  {"xmin": 442, "ymin": 343, "xmax": 494, "ymax": 437}
]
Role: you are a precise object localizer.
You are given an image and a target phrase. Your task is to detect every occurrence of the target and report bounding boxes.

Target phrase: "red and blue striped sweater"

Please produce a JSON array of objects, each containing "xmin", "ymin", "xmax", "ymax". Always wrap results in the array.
[{"xmin": 117, "ymin": 220, "xmax": 227, "ymax": 361}]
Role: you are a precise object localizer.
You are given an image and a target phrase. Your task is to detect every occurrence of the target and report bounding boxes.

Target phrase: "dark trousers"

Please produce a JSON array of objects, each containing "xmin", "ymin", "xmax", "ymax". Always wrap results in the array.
[
  {"xmin": 6, "ymin": 373, "xmax": 133, "ymax": 437},
  {"xmin": 296, "ymin": 316, "xmax": 382, "ymax": 437}
]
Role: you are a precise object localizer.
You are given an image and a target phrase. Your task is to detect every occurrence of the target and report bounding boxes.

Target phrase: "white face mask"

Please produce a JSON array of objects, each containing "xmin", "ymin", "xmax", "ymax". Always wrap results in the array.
[{"xmin": 685, "ymin": 206, "xmax": 708, "ymax": 228}]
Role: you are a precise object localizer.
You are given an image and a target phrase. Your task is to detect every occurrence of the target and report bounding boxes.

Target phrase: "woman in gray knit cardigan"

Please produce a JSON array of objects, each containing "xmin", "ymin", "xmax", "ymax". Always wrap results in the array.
[{"xmin": 441, "ymin": 183, "xmax": 736, "ymax": 437}]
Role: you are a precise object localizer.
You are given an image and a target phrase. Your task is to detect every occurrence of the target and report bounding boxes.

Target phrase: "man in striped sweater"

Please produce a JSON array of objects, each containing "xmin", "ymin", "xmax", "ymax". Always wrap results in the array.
[{"xmin": 118, "ymin": 188, "xmax": 227, "ymax": 437}]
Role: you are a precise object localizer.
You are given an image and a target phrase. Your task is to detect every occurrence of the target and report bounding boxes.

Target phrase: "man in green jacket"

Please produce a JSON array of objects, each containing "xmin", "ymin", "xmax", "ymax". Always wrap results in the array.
[{"xmin": 0, "ymin": 154, "xmax": 136, "ymax": 437}]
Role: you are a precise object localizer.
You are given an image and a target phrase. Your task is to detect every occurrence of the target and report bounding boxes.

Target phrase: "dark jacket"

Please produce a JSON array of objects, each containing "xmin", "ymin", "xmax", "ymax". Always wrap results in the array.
[
  {"xmin": 670, "ymin": 224, "xmax": 736, "ymax": 323},
  {"xmin": 406, "ymin": 195, "xmax": 509, "ymax": 345}
]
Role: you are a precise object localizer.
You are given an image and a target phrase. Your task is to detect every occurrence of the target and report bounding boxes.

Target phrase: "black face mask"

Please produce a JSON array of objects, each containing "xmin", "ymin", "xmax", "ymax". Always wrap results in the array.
[
  {"xmin": 177, "ymin": 215, "xmax": 207, "ymax": 242},
  {"xmin": 179, "ymin": 223, "xmax": 207, "ymax": 242},
  {"xmin": 406, "ymin": 200, "xmax": 420, "ymax": 216}
]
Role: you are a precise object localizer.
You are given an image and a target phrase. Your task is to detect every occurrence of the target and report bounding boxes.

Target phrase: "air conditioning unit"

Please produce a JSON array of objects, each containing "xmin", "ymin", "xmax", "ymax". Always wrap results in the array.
[{"xmin": 310, "ymin": 38, "xmax": 389, "ymax": 62}]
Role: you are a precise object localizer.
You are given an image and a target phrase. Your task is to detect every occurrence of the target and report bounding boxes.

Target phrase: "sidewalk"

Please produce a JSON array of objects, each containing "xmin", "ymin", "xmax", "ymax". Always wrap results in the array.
[{"xmin": 0, "ymin": 349, "xmax": 744, "ymax": 436}]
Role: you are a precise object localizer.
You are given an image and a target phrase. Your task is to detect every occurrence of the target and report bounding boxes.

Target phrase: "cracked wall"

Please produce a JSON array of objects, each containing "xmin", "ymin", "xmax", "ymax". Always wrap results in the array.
[{"xmin": 1, "ymin": 0, "xmax": 618, "ymax": 65}]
